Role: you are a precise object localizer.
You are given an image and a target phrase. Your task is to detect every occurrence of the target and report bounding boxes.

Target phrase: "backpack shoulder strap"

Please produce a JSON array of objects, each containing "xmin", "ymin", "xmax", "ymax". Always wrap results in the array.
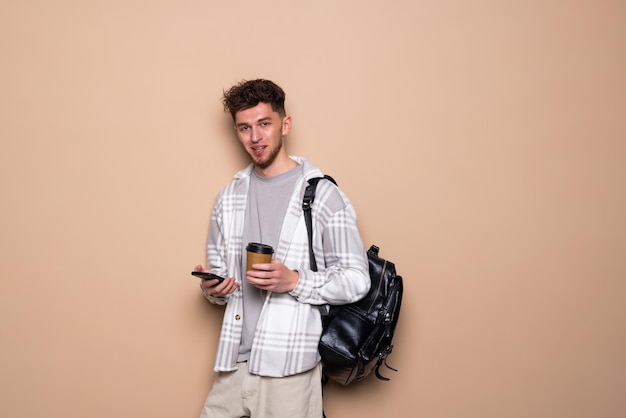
[{"xmin": 302, "ymin": 175, "xmax": 337, "ymax": 272}]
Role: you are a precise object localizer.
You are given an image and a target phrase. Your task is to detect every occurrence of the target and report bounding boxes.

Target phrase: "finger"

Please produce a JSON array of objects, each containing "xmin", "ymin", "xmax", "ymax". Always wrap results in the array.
[
  {"xmin": 226, "ymin": 280, "xmax": 239, "ymax": 294},
  {"xmin": 246, "ymin": 264, "xmax": 274, "ymax": 279},
  {"xmin": 213, "ymin": 277, "xmax": 236, "ymax": 294},
  {"xmin": 251, "ymin": 263, "xmax": 273, "ymax": 272}
]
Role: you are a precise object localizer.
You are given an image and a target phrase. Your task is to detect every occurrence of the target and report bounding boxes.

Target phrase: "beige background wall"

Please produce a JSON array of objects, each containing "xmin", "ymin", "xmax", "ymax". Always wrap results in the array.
[{"xmin": 1, "ymin": 1, "xmax": 624, "ymax": 417}]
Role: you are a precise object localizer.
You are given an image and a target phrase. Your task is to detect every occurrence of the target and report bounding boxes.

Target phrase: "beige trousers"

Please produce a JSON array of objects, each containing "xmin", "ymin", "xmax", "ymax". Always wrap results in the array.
[{"xmin": 199, "ymin": 362, "xmax": 324, "ymax": 418}]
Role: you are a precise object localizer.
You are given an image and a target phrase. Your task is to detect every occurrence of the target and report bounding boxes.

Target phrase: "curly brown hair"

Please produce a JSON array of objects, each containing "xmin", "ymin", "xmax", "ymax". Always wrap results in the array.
[{"xmin": 222, "ymin": 79, "xmax": 286, "ymax": 120}]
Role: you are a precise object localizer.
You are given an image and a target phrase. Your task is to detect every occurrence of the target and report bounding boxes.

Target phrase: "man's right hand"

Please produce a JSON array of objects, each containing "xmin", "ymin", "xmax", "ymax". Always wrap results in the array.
[{"xmin": 194, "ymin": 265, "xmax": 239, "ymax": 297}]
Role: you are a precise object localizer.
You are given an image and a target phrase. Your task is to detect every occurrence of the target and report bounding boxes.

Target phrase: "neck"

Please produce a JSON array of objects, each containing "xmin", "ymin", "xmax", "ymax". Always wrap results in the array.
[{"xmin": 254, "ymin": 155, "xmax": 297, "ymax": 178}]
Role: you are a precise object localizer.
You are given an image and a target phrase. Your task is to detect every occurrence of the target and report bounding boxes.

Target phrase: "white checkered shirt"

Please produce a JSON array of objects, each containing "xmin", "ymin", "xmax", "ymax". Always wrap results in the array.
[{"xmin": 202, "ymin": 156, "xmax": 370, "ymax": 377}]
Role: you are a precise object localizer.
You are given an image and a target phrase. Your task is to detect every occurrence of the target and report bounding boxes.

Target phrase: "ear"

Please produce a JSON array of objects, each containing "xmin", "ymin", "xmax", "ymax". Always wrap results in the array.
[{"xmin": 281, "ymin": 115, "xmax": 292, "ymax": 136}]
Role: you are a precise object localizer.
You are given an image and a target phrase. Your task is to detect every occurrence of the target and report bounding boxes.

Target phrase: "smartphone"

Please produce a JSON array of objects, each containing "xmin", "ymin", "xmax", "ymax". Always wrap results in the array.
[{"xmin": 191, "ymin": 271, "xmax": 225, "ymax": 284}]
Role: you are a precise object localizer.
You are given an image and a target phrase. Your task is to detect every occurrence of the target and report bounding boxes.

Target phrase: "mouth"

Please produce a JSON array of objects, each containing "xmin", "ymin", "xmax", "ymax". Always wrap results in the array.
[{"xmin": 251, "ymin": 145, "xmax": 266, "ymax": 156}]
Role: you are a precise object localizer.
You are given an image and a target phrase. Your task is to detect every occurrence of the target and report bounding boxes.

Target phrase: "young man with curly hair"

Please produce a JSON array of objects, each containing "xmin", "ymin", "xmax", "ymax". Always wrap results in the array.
[{"xmin": 194, "ymin": 79, "xmax": 370, "ymax": 418}]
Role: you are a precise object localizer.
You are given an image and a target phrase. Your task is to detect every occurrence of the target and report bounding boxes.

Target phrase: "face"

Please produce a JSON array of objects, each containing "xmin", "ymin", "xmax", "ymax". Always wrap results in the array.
[{"xmin": 234, "ymin": 102, "xmax": 291, "ymax": 172}]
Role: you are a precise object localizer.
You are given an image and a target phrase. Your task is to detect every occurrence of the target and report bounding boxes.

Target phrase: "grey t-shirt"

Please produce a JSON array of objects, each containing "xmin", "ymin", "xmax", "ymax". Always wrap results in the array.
[{"xmin": 238, "ymin": 165, "xmax": 302, "ymax": 362}]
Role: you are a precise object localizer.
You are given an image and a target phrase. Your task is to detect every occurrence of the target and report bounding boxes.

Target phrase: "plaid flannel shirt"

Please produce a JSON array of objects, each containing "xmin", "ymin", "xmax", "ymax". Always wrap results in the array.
[{"xmin": 202, "ymin": 156, "xmax": 370, "ymax": 377}]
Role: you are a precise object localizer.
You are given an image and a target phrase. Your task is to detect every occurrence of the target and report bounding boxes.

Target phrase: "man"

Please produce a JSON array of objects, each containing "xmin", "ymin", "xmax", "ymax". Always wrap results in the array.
[{"xmin": 194, "ymin": 79, "xmax": 370, "ymax": 418}]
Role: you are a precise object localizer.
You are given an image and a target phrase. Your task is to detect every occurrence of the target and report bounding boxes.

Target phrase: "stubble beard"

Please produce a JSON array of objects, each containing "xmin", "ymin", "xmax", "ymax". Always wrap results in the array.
[{"xmin": 254, "ymin": 137, "xmax": 283, "ymax": 170}]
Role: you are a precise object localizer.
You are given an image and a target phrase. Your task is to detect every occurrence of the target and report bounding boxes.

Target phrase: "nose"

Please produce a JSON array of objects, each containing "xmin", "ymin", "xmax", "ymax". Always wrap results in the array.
[{"xmin": 250, "ymin": 126, "xmax": 261, "ymax": 143}]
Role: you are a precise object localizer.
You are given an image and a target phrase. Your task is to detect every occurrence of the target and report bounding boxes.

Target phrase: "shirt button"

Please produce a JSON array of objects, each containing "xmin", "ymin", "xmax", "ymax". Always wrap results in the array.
[{"xmin": 235, "ymin": 315, "xmax": 241, "ymax": 321}]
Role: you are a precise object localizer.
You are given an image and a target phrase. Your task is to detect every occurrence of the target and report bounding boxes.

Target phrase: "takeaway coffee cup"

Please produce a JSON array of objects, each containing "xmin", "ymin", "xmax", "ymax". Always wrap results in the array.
[{"xmin": 246, "ymin": 242, "xmax": 274, "ymax": 271}]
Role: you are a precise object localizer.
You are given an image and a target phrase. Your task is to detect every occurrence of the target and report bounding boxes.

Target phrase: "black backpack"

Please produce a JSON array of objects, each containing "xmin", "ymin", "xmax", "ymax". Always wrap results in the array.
[{"xmin": 303, "ymin": 176, "xmax": 404, "ymax": 385}]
